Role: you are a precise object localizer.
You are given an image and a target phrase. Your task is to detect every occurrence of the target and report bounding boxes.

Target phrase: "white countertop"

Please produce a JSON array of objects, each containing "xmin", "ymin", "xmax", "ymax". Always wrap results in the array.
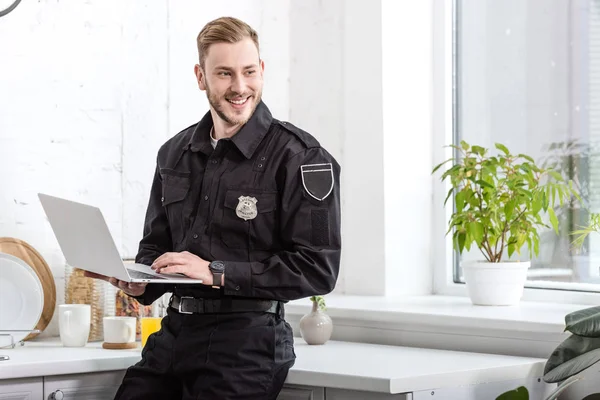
[{"xmin": 0, "ymin": 337, "xmax": 548, "ymax": 394}]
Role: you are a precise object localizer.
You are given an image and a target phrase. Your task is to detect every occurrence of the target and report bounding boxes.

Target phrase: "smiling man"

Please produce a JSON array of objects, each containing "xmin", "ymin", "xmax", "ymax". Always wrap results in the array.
[{"xmin": 90, "ymin": 16, "xmax": 341, "ymax": 400}]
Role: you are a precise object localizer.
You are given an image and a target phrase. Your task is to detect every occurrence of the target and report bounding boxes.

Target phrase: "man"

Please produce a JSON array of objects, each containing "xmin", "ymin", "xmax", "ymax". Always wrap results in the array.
[{"xmin": 85, "ymin": 16, "xmax": 341, "ymax": 400}]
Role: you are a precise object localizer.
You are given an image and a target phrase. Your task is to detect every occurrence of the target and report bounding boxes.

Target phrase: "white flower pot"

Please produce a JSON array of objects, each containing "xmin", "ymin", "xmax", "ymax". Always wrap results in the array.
[{"xmin": 462, "ymin": 260, "xmax": 530, "ymax": 306}]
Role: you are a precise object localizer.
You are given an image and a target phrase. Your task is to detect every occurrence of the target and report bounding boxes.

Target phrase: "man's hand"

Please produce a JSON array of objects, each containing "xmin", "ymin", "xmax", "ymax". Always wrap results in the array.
[
  {"xmin": 151, "ymin": 251, "xmax": 221, "ymax": 286},
  {"xmin": 83, "ymin": 271, "xmax": 147, "ymax": 297}
]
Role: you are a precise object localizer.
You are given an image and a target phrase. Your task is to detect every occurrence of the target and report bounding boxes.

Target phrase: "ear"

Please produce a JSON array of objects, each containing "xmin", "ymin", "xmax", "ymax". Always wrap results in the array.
[
  {"xmin": 194, "ymin": 64, "xmax": 206, "ymax": 91},
  {"xmin": 259, "ymin": 59, "xmax": 265, "ymax": 76}
]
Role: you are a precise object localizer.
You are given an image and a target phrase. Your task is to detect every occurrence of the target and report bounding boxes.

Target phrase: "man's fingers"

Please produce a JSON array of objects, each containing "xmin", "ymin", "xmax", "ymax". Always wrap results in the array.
[
  {"xmin": 128, "ymin": 282, "xmax": 148, "ymax": 290},
  {"xmin": 156, "ymin": 264, "xmax": 185, "ymax": 275},
  {"xmin": 152, "ymin": 252, "xmax": 190, "ymax": 269},
  {"xmin": 152, "ymin": 252, "xmax": 177, "ymax": 267},
  {"xmin": 117, "ymin": 280, "xmax": 130, "ymax": 291}
]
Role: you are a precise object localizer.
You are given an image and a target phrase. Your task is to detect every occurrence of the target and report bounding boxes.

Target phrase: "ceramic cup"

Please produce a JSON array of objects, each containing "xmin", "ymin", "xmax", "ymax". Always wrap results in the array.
[
  {"xmin": 58, "ymin": 304, "xmax": 91, "ymax": 347},
  {"xmin": 103, "ymin": 316, "xmax": 136, "ymax": 344}
]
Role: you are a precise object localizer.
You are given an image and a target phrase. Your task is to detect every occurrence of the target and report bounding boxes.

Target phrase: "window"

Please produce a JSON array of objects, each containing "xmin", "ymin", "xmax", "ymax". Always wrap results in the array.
[{"xmin": 452, "ymin": 0, "xmax": 600, "ymax": 291}]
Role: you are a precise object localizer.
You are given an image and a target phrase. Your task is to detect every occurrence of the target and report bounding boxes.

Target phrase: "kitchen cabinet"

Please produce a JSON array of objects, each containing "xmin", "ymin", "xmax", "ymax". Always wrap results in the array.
[
  {"xmin": 0, "ymin": 338, "xmax": 554, "ymax": 400},
  {"xmin": 0, "ymin": 377, "xmax": 43, "ymax": 400},
  {"xmin": 43, "ymin": 371, "xmax": 125, "ymax": 400},
  {"xmin": 0, "ymin": 373, "xmax": 322, "ymax": 400}
]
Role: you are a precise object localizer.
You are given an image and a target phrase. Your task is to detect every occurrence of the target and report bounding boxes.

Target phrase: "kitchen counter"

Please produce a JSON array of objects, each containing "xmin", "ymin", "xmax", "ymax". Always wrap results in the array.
[{"xmin": 0, "ymin": 337, "xmax": 549, "ymax": 394}]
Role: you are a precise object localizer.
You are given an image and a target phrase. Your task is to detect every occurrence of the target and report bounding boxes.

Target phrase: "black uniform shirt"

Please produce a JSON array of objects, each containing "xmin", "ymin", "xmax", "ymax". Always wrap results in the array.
[{"xmin": 134, "ymin": 101, "xmax": 341, "ymax": 305}]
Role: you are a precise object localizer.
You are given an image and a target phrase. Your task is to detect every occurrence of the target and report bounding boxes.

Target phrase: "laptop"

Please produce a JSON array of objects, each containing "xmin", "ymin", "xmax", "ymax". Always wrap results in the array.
[{"xmin": 38, "ymin": 193, "xmax": 202, "ymax": 284}]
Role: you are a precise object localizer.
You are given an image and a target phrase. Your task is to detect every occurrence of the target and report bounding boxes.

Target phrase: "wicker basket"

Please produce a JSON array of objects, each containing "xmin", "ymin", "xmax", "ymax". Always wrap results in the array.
[{"xmin": 64, "ymin": 266, "xmax": 106, "ymax": 342}]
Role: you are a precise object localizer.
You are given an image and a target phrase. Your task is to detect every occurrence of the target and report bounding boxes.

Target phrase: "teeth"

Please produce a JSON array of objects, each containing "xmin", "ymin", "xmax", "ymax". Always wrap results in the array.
[{"xmin": 228, "ymin": 98, "xmax": 248, "ymax": 105}]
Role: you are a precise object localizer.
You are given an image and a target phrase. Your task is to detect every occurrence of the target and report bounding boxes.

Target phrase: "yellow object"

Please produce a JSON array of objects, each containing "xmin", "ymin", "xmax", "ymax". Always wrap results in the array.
[{"xmin": 141, "ymin": 317, "xmax": 162, "ymax": 348}]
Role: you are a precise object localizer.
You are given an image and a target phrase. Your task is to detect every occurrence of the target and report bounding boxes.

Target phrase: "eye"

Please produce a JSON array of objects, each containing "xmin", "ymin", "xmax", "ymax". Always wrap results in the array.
[
  {"xmin": 245, "ymin": 70, "xmax": 256, "ymax": 76},
  {"xmin": 218, "ymin": 71, "xmax": 231, "ymax": 76}
]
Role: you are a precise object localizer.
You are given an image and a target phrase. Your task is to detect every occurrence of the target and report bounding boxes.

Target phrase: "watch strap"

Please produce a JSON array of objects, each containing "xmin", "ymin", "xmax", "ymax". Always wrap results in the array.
[{"xmin": 211, "ymin": 271, "xmax": 223, "ymax": 289}]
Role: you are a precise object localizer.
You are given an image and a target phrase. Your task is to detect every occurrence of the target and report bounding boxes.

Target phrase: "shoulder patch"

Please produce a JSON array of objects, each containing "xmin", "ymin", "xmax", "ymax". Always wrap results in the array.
[
  {"xmin": 301, "ymin": 163, "xmax": 334, "ymax": 201},
  {"xmin": 277, "ymin": 120, "xmax": 320, "ymax": 148}
]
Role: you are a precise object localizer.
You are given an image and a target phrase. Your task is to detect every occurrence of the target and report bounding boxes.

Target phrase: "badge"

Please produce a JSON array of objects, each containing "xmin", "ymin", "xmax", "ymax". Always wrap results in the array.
[
  {"xmin": 236, "ymin": 196, "xmax": 258, "ymax": 221},
  {"xmin": 301, "ymin": 163, "xmax": 334, "ymax": 201}
]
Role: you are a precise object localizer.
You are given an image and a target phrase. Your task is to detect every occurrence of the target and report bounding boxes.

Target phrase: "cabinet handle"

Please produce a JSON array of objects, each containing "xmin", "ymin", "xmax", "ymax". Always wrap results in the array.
[{"xmin": 48, "ymin": 390, "xmax": 64, "ymax": 400}]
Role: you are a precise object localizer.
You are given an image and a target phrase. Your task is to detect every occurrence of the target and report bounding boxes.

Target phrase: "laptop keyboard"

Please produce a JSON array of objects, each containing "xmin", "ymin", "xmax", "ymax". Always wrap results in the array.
[{"xmin": 127, "ymin": 269, "xmax": 166, "ymax": 280}]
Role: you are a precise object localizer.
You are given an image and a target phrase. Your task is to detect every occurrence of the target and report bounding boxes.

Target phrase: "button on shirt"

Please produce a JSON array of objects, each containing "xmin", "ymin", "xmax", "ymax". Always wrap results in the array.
[{"xmin": 134, "ymin": 101, "xmax": 341, "ymax": 304}]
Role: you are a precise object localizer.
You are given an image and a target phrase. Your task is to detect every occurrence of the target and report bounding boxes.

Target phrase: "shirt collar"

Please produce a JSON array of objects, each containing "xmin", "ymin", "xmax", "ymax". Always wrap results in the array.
[{"xmin": 185, "ymin": 101, "xmax": 273, "ymax": 159}]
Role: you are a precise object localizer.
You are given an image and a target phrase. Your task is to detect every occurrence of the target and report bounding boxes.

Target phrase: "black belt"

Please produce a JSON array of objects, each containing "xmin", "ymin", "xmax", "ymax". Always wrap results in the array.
[{"xmin": 170, "ymin": 295, "xmax": 280, "ymax": 315}]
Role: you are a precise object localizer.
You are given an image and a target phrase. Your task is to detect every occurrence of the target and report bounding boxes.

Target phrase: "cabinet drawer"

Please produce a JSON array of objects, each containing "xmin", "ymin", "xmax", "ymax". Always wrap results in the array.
[
  {"xmin": 0, "ymin": 377, "xmax": 43, "ymax": 400},
  {"xmin": 43, "ymin": 371, "xmax": 125, "ymax": 400}
]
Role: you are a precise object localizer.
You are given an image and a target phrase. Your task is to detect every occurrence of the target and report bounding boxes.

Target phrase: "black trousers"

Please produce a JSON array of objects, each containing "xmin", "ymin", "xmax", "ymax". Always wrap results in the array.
[{"xmin": 114, "ymin": 307, "xmax": 296, "ymax": 400}]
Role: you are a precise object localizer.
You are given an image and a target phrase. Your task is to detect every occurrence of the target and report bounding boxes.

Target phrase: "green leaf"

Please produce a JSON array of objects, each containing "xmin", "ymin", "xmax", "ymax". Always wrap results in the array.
[
  {"xmin": 518, "ymin": 154, "xmax": 535, "ymax": 163},
  {"xmin": 532, "ymin": 192, "xmax": 543, "ymax": 214},
  {"xmin": 475, "ymin": 179, "xmax": 494, "ymax": 189},
  {"xmin": 548, "ymin": 170, "xmax": 564, "ymax": 182},
  {"xmin": 455, "ymin": 191, "xmax": 466, "ymax": 213},
  {"xmin": 432, "ymin": 158, "xmax": 454, "ymax": 175},
  {"xmin": 460, "ymin": 140, "xmax": 470, "ymax": 151},
  {"xmin": 456, "ymin": 231, "xmax": 466, "ymax": 254},
  {"xmin": 508, "ymin": 243, "xmax": 515, "ymax": 258},
  {"xmin": 471, "ymin": 145, "xmax": 486, "ymax": 156},
  {"xmin": 565, "ymin": 306, "xmax": 600, "ymax": 337},
  {"xmin": 495, "ymin": 143, "xmax": 510, "ymax": 155},
  {"xmin": 471, "ymin": 222, "xmax": 484, "ymax": 245},
  {"xmin": 548, "ymin": 207, "xmax": 559, "ymax": 234},
  {"xmin": 543, "ymin": 335, "xmax": 600, "ymax": 383},
  {"xmin": 496, "ymin": 386, "xmax": 529, "ymax": 400},
  {"xmin": 504, "ymin": 199, "xmax": 516, "ymax": 221},
  {"xmin": 443, "ymin": 188, "xmax": 453, "ymax": 207}
]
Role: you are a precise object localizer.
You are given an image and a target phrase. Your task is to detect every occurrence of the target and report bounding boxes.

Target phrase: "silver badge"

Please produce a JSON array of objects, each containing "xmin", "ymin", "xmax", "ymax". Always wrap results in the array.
[{"xmin": 235, "ymin": 196, "xmax": 258, "ymax": 221}]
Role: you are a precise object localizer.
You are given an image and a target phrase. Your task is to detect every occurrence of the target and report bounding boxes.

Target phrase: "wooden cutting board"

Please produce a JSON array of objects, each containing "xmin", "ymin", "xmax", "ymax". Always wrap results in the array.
[{"xmin": 0, "ymin": 237, "xmax": 56, "ymax": 340}]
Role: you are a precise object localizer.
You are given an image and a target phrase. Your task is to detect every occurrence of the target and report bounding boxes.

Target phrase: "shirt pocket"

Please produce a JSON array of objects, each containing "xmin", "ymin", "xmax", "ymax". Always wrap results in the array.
[
  {"xmin": 160, "ymin": 169, "xmax": 191, "ymax": 246},
  {"xmin": 221, "ymin": 189, "xmax": 278, "ymax": 250}
]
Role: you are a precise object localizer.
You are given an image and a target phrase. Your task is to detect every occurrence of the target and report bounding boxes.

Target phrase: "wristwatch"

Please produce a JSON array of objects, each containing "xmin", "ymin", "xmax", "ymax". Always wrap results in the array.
[{"xmin": 209, "ymin": 261, "xmax": 225, "ymax": 289}]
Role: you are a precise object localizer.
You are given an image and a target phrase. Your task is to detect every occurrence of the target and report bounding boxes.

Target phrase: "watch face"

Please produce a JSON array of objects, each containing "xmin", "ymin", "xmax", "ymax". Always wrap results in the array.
[{"xmin": 211, "ymin": 261, "xmax": 225, "ymax": 272}]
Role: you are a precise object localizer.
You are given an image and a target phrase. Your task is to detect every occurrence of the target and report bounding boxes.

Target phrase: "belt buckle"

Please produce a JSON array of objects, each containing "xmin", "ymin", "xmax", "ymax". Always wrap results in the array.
[{"xmin": 178, "ymin": 296, "xmax": 195, "ymax": 314}]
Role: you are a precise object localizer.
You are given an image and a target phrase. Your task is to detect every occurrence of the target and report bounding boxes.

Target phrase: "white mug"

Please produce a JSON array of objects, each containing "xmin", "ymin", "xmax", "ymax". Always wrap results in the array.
[
  {"xmin": 58, "ymin": 304, "xmax": 91, "ymax": 347},
  {"xmin": 103, "ymin": 316, "xmax": 136, "ymax": 344}
]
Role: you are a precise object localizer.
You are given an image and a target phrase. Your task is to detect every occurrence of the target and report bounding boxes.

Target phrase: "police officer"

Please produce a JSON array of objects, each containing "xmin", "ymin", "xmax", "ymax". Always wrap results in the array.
[{"xmin": 85, "ymin": 16, "xmax": 341, "ymax": 400}]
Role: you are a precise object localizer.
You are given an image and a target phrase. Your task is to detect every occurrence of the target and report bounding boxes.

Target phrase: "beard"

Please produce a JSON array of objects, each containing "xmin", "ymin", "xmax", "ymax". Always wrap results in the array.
[{"xmin": 205, "ymin": 82, "xmax": 262, "ymax": 126}]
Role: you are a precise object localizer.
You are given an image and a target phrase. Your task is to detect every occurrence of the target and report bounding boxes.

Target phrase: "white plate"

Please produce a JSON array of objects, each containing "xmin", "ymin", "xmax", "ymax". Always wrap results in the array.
[{"xmin": 0, "ymin": 252, "xmax": 43, "ymax": 348}]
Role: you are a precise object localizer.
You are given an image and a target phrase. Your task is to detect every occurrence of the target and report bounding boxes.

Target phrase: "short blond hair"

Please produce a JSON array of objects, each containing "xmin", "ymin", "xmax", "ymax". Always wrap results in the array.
[{"xmin": 197, "ymin": 17, "xmax": 260, "ymax": 68}]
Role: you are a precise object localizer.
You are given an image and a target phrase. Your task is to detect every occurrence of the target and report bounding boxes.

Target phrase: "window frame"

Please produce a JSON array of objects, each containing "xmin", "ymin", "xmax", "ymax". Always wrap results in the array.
[{"xmin": 432, "ymin": 0, "xmax": 600, "ymax": 305}]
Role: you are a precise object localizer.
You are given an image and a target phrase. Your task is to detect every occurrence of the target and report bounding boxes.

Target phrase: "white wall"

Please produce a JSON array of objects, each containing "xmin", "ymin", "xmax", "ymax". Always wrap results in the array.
[
  {"xmin": 0, "ymin": 0, "xmax": 293, "ymax": 337},
  {"xmin": 1, "ymin": 0, "xmax": 438, "ymax": 338}
]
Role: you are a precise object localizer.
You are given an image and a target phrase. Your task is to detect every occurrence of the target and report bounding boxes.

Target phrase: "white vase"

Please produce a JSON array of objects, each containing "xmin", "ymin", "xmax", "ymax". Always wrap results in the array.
[
  {"xmin": 299, "ymin": 301, "xmax": 333, "ymax": 345},
  {"xmin": 462, "ymin": 260, "xmax": 530, "ymax": 306}
]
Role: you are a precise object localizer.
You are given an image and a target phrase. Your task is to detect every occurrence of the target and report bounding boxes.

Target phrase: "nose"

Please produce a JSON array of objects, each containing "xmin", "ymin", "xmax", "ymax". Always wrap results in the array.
[{"xmin": 230, "ymin": 74, "xmax": 246, "ymax": 95}]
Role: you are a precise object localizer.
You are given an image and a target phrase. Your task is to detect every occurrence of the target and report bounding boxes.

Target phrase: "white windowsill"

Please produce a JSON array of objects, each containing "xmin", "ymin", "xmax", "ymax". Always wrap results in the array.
[{"xmin": 284, "ymin": 294, "xmax": 585, "ymax": 359}]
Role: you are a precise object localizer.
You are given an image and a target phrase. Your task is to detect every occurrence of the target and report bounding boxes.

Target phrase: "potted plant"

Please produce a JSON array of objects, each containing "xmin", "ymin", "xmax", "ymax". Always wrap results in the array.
[
  {"xmin": 535, "ymin": 214, "xmax": 600, "ymax": 399},
  {"xmin": 299, "ymin": 295, "xmax": 333, "ymax": 345},
  {"xmin": 432, "ymin": 141, "xmax": 578, "ymax": 305},
  {"xmin": 541, "ymin": 303, "xmax": 600, "ymax": 400},
  {"xmin": 540, "ymin": 139, "xmax": 597, "ymax": 280}
]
